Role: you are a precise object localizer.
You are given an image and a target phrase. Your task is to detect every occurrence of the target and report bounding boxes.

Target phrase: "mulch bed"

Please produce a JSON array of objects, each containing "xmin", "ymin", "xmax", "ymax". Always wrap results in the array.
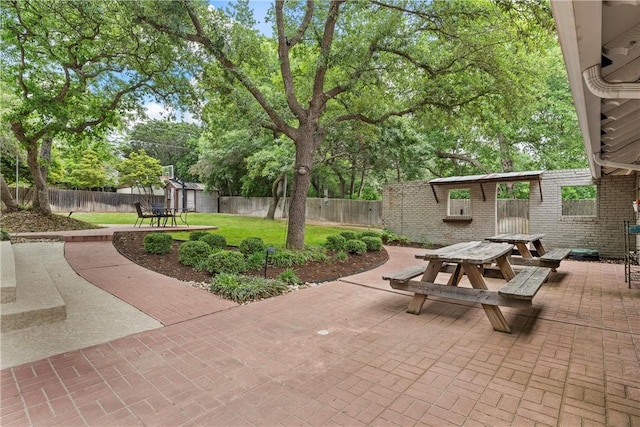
[{"xmin": 112, "ymin": 231, "xmax": 389, "ymax": 284}]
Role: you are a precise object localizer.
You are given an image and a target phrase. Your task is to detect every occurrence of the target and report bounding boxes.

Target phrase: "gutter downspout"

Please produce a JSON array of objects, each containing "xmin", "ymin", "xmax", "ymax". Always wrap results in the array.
[
  {"xmin": 593, "ymin": 153, "xmax": 640, "ymax": 172},
  {"xmin": 582, "ymin": 65, "xmax": 640, "ymax": 99}
]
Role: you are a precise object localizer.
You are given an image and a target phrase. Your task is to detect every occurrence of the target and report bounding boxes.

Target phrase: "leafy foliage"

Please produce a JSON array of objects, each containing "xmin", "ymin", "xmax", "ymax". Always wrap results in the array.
[
  {"xmin": 277, "ymin": 269, "xmax": 301, "ymax": 286},
  {"xmin": 325, "ymin": 234, "xmax": 346, "ymax": 251},
  {"xmin": 360, "ymin": 236, "xmax": 383, "ymax": 252},
  {"xmin": 189, "ymin": 231, "xmax": 209, "ymax": 241},
  {"xmin": 200, "ymin": 233, "xmax": 227, "ymax": 249},
  {"xmin": 177, "ymin": 240, "xmax": 211, "ymax": 267},
  {"xmin": 269, "ymin": 247, "xmax": 329, "ymax": 268},
  {"xmin": 209, "ymin": 273, "xmax": 289, "ymax": 304},
  {"xmin": 116, "ymin": 150, "xmax": 163, "ymax": 195},
  {"xmin": 143, "ymin": 232, "xmax": 173, "ymax": 255},
  {"xmin": 345, "ymin": 240, "xmax": 368, "ymax": 255},
  {"xmin": 239, "ymin": 237, "xmax": 266, "ymax": 256},
  {"xmin": 205, "ymin": 250, "xmax": 247, "ymax": 274},
  {"xmin": 339, "ymin": 231, "xmax": 357, "ymax": 241}
]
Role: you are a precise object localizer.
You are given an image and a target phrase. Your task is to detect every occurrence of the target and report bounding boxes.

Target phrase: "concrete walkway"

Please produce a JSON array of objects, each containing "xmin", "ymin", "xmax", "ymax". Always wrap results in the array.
[{"xmin": 1, "ymin": 227, "xmax": 639, "ymax": 426}]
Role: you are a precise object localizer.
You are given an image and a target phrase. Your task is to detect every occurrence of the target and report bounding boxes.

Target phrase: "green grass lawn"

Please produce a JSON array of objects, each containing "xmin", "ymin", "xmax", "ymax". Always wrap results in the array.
[{"xmin": 71, "ymin": 212, "xmax": 380, "ymax": 247}]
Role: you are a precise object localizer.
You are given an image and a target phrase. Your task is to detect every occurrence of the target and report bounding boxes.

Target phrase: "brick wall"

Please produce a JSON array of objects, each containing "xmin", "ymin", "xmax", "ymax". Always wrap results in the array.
[{"xmin": 382, "ymin": 169, "xmax": 638, "ymax": 258}]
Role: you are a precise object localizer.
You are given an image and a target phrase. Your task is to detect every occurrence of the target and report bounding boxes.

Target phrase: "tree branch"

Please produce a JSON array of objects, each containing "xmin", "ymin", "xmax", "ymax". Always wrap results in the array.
[{"xmin": 435, "ymin": 150, "xmax": 492, "ymax": 174}]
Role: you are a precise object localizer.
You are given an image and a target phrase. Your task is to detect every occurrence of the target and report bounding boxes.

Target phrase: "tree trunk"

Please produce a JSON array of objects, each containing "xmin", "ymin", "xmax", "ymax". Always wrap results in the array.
[
  {"xmin": 286, "ymin": 134, "xmax": 315, "ymax": 249},
  {"xmin": 266, "ymin": 173, "xmax": 284, "ymax": 220},
  {"xmin": 39, "ymin": 137, "xmax": 52, "ymax": 184},
  {"xmin": 0, "ymin": 174, "xmax": 19, "ymax": 212},
  {"xmin": 25, "ymin": 143, "xmax": 52, "ymax": 214}
]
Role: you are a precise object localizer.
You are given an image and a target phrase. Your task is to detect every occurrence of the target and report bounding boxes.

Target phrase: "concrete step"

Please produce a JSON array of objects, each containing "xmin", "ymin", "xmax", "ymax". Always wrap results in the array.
[
  {"xmin": 0, "ymin": 243, "xmax": 66, "ymax": 332},
  {"xmin": 1, "ymin": 241, "xmax": 17, "ymax": 303}
]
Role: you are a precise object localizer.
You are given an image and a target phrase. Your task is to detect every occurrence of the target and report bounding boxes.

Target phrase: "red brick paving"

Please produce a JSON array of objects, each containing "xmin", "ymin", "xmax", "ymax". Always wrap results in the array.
[
  {"xmin": 64, "ymin": 241, "xmax": 236, "ymax": 325},
  {"xmin": 1, "ymin": 241, "xmax": 639, "ymax": 426}
]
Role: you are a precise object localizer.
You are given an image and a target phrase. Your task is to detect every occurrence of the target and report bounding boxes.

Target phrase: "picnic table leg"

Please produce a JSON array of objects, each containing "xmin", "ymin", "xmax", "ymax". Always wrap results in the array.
[
  {"xmin": 462, "ymin": 263, "xmax": 511, "ymax": 333},
  {"xmin": 515, "ymin": 242, "xmax": 533, "ymax": 258},
  {"xmin": 446, "ymin": 264, "xmax": 463, "ymax": 286},
  {"xmin": 407, "ymin": 260, "xmax": 442, "ymax": 314},
  {"xmin": 532, "ymin": 239, "xmax": 546, "ymax": 256}
]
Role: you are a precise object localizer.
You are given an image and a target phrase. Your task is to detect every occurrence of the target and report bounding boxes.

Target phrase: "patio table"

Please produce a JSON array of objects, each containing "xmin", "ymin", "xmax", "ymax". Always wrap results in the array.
[{"xmin": 486, "ymin": 233, "xmax": 546, "ymax": 258}]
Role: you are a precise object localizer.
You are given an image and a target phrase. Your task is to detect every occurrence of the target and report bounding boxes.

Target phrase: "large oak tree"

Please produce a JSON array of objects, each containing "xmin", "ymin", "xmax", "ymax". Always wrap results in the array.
[
  {"xmin": 0, "ymin": 0, "xmax": 190, "ymax": 213},
  {"xmin": 138, "ymin": 0, "xmax": 522, "ymax": 249}
]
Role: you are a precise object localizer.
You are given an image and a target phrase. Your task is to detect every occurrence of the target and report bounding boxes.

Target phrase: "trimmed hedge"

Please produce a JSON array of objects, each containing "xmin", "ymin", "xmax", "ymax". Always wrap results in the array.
[
  {"xmin": 143, "ymin": 232, "xmax": 173, "ymax": 254},
  {"xmin": 239, "ymin": 237, "xmax": 266, "ymax": 255},
  {"xmin": 325, "ymin": 234, "xmax": 346, "ymax": 251},
  {"xmin": 178, "ymin": 240, "xmax": 211, "ymax": 267},
  {"xmin": 345, "ymin": 239, "xmax": 367, "ymax": 255},
  {"xmin": 200, "ymin": 233, "xmax": 227, "ymax": 249},
  {"xmin": 361, "ymin": 236, "xmax": 383, "ymax": 251},
  {"xmin": 205, "ymin": 250, "xmax": 247, "ymax": 274}
]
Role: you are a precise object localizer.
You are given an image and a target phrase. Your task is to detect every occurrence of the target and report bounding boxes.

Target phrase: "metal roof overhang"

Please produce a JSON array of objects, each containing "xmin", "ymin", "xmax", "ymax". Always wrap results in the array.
[{"xmin": 428, "ymin": 171, "xmax": 544, "ymax": 203}]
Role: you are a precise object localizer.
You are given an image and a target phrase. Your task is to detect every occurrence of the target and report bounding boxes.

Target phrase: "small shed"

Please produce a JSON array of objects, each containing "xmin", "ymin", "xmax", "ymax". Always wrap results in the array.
[{"xmin": 164, "ymin": 179, "xmax": 219, "ymax": 213}]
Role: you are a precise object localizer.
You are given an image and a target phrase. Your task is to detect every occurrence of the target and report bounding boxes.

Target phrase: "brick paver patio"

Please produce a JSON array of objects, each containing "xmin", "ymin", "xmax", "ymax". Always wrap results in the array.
[{"xmin": 1, "ymin": 243, "xmax": 639, "ymax": 426}]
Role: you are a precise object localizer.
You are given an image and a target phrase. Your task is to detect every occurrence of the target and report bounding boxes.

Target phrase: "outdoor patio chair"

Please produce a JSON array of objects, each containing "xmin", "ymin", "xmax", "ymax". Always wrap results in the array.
[{"xmin": 134, "ymin": 202, "xmax": 159, "ymax": 227}]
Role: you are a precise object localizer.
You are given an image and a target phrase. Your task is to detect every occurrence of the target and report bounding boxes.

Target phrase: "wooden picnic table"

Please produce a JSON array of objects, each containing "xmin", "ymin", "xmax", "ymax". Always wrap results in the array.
[
  {"xmin": 486, "ymin": 233, "xmax": 546, "ymax": 258},
  {"xmin": 486, "ymin": 233, "xmax": 571, "ymax": 271},
  {"xmin": 383, "ymin": 241, "xmax": 551, "ymax": 333}
]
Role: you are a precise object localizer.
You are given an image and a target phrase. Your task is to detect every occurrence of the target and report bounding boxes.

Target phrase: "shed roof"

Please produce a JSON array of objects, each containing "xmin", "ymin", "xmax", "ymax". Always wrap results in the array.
[
  {"xmin": 166, "ymin": 179, "xmax": 206, "ymax": 191},
  {"xmin": 428, "ymin": 171, "xmax": 544, "ymax": 185},
  {"xmin": 428, "ymin": 171, "xmax": 544, "ymax": 203}
]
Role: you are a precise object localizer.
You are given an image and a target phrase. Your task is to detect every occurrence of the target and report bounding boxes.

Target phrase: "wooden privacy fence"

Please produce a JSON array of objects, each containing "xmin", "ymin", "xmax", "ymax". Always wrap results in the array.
[
  {"xmin": 497, "ymin": 199, "xmax": 529, "ymax": 234},
  {"xmin": 9, "ymin": 187, "xmax": 163, "ymax": 213},
  {"xmin": 562, "ymin": 199, "xmax": 597, "ymax": 216},
  {"xmin": 219, "ymin": 196, "xmax": 382, "ymax": 226}
]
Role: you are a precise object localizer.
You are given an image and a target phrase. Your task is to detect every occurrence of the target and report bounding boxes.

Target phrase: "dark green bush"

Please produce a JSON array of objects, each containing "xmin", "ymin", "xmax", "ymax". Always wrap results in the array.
[
  {"xmin": 380, "ymin": 228, "xmax": 410, "ymax": 244},
  {"xmin": 143, "ymin": 232, "xmax": 173, "ymax": 254},
  {"xmin": 278, "ymin": 269, "xmax": 301, "ymax": 286},
  {"xmin": 246, "ymin": 251, "xmax": 267, "ymax": 270},
  {"xmin": 339, "ymin": 231, "xmax": 357, "ymax": 241},
  {"xmin": 333, "ymin": 250, "xmax": 348, "ymax": 261},
  {"xmin": 209, "ymin": 273, "xmax": 289, "ymax": 303},
  {"xmin": 239, "ymin": 237, "xmax": 265, "ymax": 255},
  {"xmin": 325, "ymin": 234, "xmax": 346, "ymax": 251},
  {"xmin": 205, "ymin": 250, "xmax": 247, "ymax": 274},
  {"xmin": 269, "ymin": 248, "xmax": 328, "ymax": 268},
  {"xmin": 345, "ymin": 239, "xmax": 367, "ymax": 255},
  {"xmin": 200, "ymin": 233, "xmax": 227, "ymax": 249},
  {"xmin": 178, "ymin": 240, "xmax": 211, "ymax": 267},
  {"xmin": 359, "ymin": 230, "xmax": 381, "ymax": 239},
  {"xmin": 361, "ymin": 236, "xmax": 383, "ymax": 251},
  {"xmin": 189, "ymin": 231, "xmax": 208, "ymax": 241}
]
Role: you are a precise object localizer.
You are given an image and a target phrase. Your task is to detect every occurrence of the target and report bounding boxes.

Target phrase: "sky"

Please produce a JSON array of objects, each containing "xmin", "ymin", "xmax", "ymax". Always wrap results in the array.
[{"xmin": 145, "ymin": 1, "xmax": 273, "ymax": 122}]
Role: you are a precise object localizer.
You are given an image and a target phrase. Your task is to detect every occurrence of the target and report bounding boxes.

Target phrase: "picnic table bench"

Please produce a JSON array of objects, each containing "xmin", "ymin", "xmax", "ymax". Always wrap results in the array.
[
  {"xmin": 383, "ymin": 241, "xmax": 551, "ymax": 333},
  {"xmin": 486, "ymin": 233, "xmax": 571, "ymax": 271}
]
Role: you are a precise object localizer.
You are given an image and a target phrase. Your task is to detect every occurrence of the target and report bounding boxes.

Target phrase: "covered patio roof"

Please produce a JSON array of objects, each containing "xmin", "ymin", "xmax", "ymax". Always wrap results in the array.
[
  {"xmin": 550, "ymin": 0, "xmax": 640, "ymax": 178},
  {"xmin": 428, "ymin": 171, "xmax": 544, "ymax": 202}
]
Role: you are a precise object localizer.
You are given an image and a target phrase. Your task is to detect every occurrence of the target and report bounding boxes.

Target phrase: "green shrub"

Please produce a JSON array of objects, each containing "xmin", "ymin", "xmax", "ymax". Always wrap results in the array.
[
  {"xmin": 209, "ymin": 273, "xmax": 289, "ymax": 303},
  {"xmin": 325, "ymin": 234, "xmax": 346, "ymax": 251},
  {"xmin": 143, "ymin": 232, "xmax": 173, "ymax": 254},
  {"xmin": 359, "ymin": 230, "xmax": 381, "ymax": 239},
  {"xmin": 189, "ymin": 231, "xmax": 208, "ymax": 241},
  {"xmin": 333, "ymin": 250, "xmax": 348, "ymax": 261},
  {"xmin": 345, "ymin": 239, "xmax": 367, "ymax": 255},
  {"xmin": 0, "ymin": 230, "xmax": 10, "ymax": 241},
  {"xmin": 361, "ymin": 236, "xmax": 383, "ymax": 251},
  {"xmin": 380, "ymin": 229, "xmax": 410, "ymax": 245},
  {"xmin": 178, "ymin": 240, "xmax": 211, "ymax": 267},
  {"xmin": 205, "ymin": 250, "xmax": 247, "ymax": 274},
  {"xmin": 269, "ymin": 247, "xmax": 329, "ymax": 268},
  {"xmin": 200, "ymin": 233, "xmax": 227, "ymax": 249},
  {"xmin": 246, "ymin": 251, "xmax": 267, "ymax": 270},
  {"xmin": 339, "ymin": 231, "xmax": 357, "ymax": 241},
  {"xmin": 278, "ymin": 269, "xmax": 301, "ymax": 286},
  {"xmin": 239, "ymin": 237, "xmax": 265, "ymax": 256}
]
